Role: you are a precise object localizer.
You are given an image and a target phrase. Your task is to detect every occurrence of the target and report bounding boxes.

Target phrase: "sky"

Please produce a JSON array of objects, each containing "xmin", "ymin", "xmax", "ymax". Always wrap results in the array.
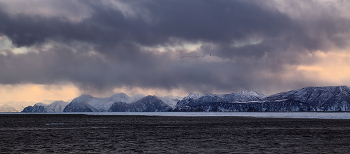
[{"xmin": 1, "ymin": 0, "xmax": 350, "ymax": 103}]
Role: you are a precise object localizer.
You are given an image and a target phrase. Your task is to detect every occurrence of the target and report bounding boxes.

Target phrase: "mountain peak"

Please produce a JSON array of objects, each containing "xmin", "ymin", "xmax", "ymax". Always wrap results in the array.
[{"xmin": 186, "ymin": 93, "xmax": 203, "ymax": 99}]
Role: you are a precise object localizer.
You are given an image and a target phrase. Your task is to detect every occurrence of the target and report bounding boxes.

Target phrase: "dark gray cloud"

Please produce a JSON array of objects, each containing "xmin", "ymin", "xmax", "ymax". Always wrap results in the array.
[
  {"xmin": 0, "ymin": 0, "xmax": 295, "ymax": 47},
  {"xmin": 0, "ymin": 0, "xmax": 349, "ymax": 95}
]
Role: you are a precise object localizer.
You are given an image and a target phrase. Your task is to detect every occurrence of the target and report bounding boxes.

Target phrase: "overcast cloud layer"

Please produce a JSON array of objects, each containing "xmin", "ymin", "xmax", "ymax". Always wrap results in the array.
[{"xmin": 1, "ymin": 0, "xmax": 350, "ymax": 96}]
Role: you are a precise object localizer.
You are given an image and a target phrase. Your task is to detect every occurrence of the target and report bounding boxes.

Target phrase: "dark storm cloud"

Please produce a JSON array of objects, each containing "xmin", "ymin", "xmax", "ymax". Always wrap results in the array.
[
  {"xmin": 1, "ymin": 0, "xmax": 348, "ymax": 56},
  {"xmin": 1, "ymin": 0, "xmax": 293, "ymax": 47},
  {"xmin": 0, "ymin": 0, "xmax": 349, "ymax": 95}
]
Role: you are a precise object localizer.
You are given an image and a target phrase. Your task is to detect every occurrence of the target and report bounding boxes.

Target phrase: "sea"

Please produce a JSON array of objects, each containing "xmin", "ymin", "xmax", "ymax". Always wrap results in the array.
[
  {"xmin": 2, "ymin": 112, "xmax": 350, "ymax": 119},
  {"xmin": 2, "ymin": 112, "xmax": 350, "ymax": 153}
]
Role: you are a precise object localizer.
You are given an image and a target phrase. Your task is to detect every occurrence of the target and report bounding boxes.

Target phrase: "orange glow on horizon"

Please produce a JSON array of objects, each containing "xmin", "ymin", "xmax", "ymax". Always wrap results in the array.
[
  {"xmin": 0, "ymin": 84, "xmax": 80, "ymax": 103},
  {"xmin": 296, "ymin": 50, "xmax": 350, "ymax": 84}
]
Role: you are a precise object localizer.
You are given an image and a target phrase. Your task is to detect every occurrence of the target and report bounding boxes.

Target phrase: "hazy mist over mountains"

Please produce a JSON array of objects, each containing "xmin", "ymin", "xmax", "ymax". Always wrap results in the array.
[{"xmin": 0, "ymin": 100, "xmax": 57, "ymax": 112}]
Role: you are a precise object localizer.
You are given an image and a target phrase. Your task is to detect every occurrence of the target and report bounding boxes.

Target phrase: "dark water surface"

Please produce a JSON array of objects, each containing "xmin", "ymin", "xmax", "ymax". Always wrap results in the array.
[{"xmin": 1, "ymin": 114, "xmax": 350, "ymax": 153}]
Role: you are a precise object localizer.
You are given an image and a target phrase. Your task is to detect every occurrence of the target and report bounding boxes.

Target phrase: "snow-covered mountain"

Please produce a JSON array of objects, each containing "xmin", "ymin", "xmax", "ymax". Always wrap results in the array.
[
  {"xmin": 63, "ymin": 94, "xmax": 100, "ymax": 112},
  {"xmin": 22, "ymin": 101, "xmax": 69, "ymax": 113},
  {"xmin": 174, "ymin": 91, "xmax": 265, "ymax": 111},
  {"xmin": 264, "ymin": 86, "xmax": 350, "ymax": 111},
  {"xmin": 173, "ymin": 86, "xmax": 350, "ymax": 112},
  {"xmin": 109, "ymin": 95, "xmax": 172, "ymax": 112},
  {"xmin": 46, "ymin": 101, "xmax": 70, "ymax": 112},
  {"xmin": 63, "ymin": 93, "xmax": 146, "ymax": 112}
]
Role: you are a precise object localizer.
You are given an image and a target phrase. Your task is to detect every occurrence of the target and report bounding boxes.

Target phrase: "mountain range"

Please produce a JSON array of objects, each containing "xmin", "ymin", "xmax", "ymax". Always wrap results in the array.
[
  {"xmin": 16, "ymin": 85, "xmax": 350, "ymax": 112},
  {"xmin": 174, "ymin": 86, "xmax": 350, "ymax": 112}
]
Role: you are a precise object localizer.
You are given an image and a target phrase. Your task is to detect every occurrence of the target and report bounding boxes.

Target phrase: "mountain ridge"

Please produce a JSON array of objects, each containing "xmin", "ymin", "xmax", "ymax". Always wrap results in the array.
[
  {"xmin": 15, "ymin": 85, "xmax": 350, "ymax": 112},
  {"xmin": 174, "ymin": 86, "xmax": 350, "ymax": 112}
]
